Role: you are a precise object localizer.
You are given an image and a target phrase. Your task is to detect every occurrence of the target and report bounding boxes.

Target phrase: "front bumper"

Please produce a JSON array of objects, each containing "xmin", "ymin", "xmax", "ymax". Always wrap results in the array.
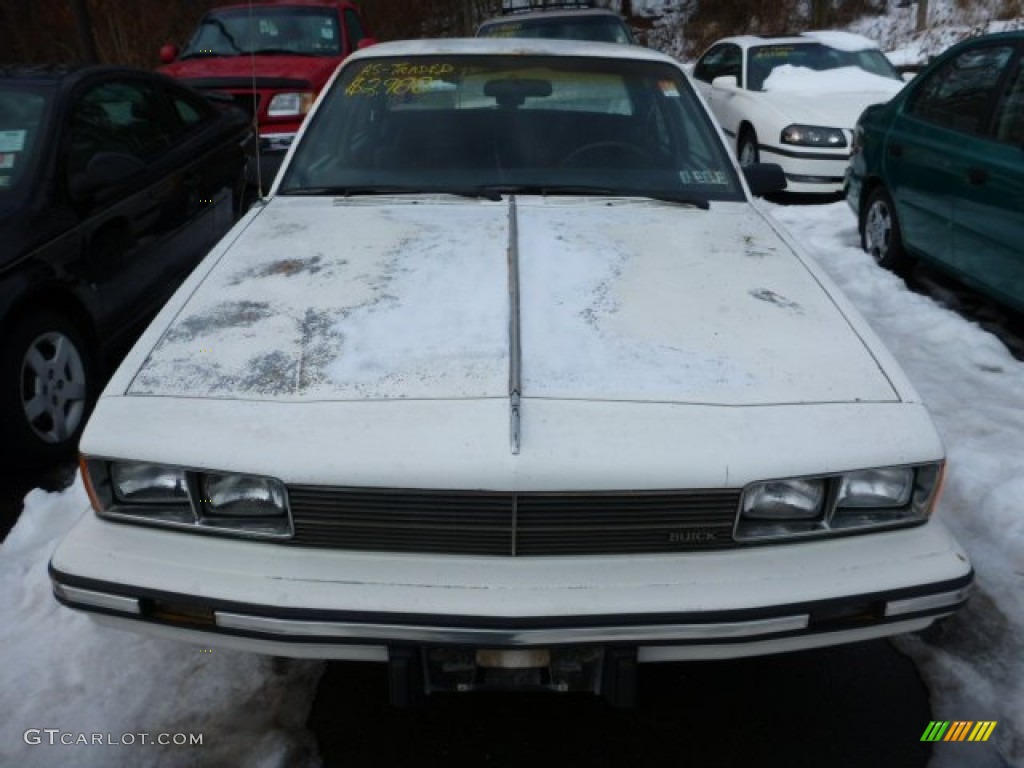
[
  {"xmin": 759, "ymin": 144, "xmax": 851, "ymax": 194},
  {"xmin": 51, "ymin": 511, "xmax": 972, "ymax": 662}
]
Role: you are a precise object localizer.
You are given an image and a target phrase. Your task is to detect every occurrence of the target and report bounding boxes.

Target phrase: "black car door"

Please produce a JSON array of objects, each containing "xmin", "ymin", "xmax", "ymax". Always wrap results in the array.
[
  {"xmin": 64, "ymin": 74, "xmax": 250, "ymax": 346},
  {"xmin": 158, "ymin": 80, "xmax": 250, "ymax": 257},
  {"xmin": 64, "ymin": 75, "xmax": 195, "ymax": 343}
]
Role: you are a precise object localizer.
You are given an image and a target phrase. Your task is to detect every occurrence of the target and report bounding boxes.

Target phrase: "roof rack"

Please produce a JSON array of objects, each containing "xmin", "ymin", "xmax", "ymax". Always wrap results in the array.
[{"xmin": 500, "ymin": 1, "xmax": 596, "ymax": 15}]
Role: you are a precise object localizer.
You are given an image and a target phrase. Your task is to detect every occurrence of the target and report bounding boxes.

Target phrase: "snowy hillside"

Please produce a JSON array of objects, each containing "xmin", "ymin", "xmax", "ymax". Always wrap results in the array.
[{"xmin": 642, "ymin": 0, "xmax": 1024, "ymax": 62}]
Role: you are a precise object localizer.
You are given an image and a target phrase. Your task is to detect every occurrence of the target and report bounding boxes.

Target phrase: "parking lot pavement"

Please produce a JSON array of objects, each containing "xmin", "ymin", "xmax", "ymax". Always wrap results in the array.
[{"xmin": 309, "ymin": 640, "xmax": 934, "ymax": 767}]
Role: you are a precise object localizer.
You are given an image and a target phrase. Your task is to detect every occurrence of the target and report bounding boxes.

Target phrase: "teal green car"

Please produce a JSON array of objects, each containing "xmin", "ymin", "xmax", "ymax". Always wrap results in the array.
[{"xmin": 846, "ymin": 31, "xmax": 1024, "ymax": 312}]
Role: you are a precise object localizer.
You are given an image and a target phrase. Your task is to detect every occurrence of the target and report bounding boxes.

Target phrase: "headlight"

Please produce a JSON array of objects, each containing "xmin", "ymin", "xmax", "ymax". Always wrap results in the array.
[
  {"xmin": 199, "ymin": 473, "xmax": 288, "ymax": 534},
  {"xmin": 111, "ymin": 462, "xmax": 188, "ymax": 503},
  {"xmin": 780, "ymin": 124, "xmax": 848, "ymax": 148},
  {"xmin": 737, "ymin": 463, "xmax": 943, "ymax": 541},
  {"xmin": 84, "ymin": 458, "xmax": 292, "ymax": 539},
  {"xmin": 741, "ymin": 478, "xmax": 825, "ymax": 519},
  {"xmin": 836, "ymin": 468, "xmax": 913, "ymax": 508},
  {"xmin": 267, "ymin": 91, "xmax": 314, "ymax": 117}
]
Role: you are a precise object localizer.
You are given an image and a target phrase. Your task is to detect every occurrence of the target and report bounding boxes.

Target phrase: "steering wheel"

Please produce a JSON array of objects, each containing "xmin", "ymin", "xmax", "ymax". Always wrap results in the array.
[{"xmin": 560, "ymin": 141, "xmax": 654, "ymax": 168}]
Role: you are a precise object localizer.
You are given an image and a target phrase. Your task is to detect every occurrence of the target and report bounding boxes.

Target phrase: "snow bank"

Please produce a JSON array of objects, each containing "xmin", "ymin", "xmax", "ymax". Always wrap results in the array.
[
  {"xmin": 0, "ymin": 479, "xmax": 323, "ymax": 768},
  {"xmin": 768, "ymin": 201, "xmax": 1024, "ymax": 768}
]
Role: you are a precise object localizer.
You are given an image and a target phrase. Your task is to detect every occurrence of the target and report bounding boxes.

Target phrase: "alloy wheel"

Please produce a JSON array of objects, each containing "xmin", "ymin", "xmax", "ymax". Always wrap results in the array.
[{"xmin": 19, "ymin": 331, "xmax": 88, "ymax": 444}]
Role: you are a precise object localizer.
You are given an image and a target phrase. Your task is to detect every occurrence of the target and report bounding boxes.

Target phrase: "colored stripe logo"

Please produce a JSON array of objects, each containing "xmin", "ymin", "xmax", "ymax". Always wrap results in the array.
[{"xmin": 921, "ymin": 721, "xmax": 997, "ymax": 742}]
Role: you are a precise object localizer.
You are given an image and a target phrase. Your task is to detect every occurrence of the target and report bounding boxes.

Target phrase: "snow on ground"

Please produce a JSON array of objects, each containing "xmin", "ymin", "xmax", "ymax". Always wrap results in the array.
[
  {"xmin": 768, "ymin": 201, "xmax": 1024, "ymax": 768},
  {"xmin": 0, "ymin": 478, "xmax": 323, "ymax": 767}
]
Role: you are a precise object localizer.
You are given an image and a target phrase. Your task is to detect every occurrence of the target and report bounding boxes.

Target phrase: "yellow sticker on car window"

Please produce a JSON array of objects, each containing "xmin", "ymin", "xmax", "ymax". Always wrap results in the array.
[
  {"xmin": 0, "ymin": 153, "xmax": 14, "ymax": 169},
  {"xmin": 0, "ymin": 130, "xmax": 26, "ymax": 152}
]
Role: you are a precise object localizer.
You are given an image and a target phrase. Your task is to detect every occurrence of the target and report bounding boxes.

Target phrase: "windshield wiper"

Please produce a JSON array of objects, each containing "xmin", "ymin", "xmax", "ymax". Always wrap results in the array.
[
  {"xmin": 486, "ymin": 185, "xmax": 710, "ymax": 210},
  {"xmin": 283, "ymin": 185, "xmax": 503, "ymax": 201}
]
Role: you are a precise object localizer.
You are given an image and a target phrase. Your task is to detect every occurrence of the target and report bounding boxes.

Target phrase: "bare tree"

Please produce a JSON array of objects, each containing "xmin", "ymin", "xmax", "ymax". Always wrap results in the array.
[
  {"xmin": 916, "ymin": 0, "xmax": 929, "ymax": 31},
  {"xmin": 70, "ymin": 0, "xmax": 99, "ymax": 62}
]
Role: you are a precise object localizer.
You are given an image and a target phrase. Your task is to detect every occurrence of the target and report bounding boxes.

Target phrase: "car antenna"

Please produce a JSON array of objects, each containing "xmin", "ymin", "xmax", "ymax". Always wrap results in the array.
[{"xmin": 248, "ymin": 0, "xmax": 264, "ymax": 199}]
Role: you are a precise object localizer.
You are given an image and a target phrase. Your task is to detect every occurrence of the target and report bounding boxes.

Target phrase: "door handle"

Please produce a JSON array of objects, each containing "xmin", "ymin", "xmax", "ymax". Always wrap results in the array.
[
  {"xmin": 888, "ymin": 143, "xmax": 903, "ymax": 158},
  {"xmin": 967, "ymin": 167, "xmax": 988, "ymax": 185}
]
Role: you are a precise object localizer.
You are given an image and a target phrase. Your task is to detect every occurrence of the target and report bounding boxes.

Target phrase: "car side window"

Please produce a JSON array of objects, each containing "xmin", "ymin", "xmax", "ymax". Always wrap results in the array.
[
  {"xmin": 906, "ymin": 45, "xmax": 1015, "ymax": 134},
  {"xmin": 992, "ymin": 56, "xmax": 1024, "ymax": 145},
  {"xmin": 344, "ymin": 9, "xmax": 366, "ymax": 51},
  {"xmin": 68, "ymin": 80, "xmax": 173, "ymax": 177},
  {"xmin": 171, "ymin": 89, "xmax": 210, "ymax": 129},
  {"xmin": 694, "ymin": 45, "xmax": 742, "ymax": 87}
]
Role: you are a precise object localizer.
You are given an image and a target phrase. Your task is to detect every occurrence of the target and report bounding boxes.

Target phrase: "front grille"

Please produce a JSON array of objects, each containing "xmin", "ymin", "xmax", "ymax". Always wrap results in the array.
[{"xmin": 287, "ymin": 487, "xmax": 741, "ymax": 556}]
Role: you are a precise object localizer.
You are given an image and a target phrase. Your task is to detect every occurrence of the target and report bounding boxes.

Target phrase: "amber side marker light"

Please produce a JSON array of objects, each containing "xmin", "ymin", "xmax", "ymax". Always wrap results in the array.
[
  {"xmin": 80, "ymin": 455, "xmax": 104, "ymax": 514},
  {"xmin": 930, "ymin": 463, "xmax": 948, "ymax": 516},
  {"xmin": 141, "ymin": 599, "xmax": 216, "ymax": 627}
]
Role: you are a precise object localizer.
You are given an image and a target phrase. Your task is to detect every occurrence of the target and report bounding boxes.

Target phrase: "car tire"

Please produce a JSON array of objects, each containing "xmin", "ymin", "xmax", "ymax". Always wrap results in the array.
[
  {"xmin": 738, "ymin": 127, "xmax": 759, "ymax": 166},
  {"xmin": 861, "ymin": 186, "xmax": 911, "ymax": 273},
  {"xmin": 0, "ymin": 310, "xmax": 96, "ymax": 468}
]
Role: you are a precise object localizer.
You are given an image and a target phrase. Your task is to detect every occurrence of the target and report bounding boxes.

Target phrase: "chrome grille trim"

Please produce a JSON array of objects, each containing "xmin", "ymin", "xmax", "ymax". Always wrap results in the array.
[{"xmin": 287, "ymin": 487, "xmax": 741, "ymax": 556}]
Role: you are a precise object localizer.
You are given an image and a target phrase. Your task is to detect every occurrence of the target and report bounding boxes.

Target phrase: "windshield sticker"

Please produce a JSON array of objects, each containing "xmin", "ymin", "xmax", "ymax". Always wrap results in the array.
[
  {"xmin": 0, "ymin": 130, "xmax": 26, "ymax": 152},
  {"xmin": 658, "ymin": 80, "xmax": 680, "ymax": 97},
  {"xmin": 0, "ymin": 154, "xmax": 13, "ymax": 169},
  {"xmin": 321, "ymin": 27, "xmax": 334, "ymax": 39},
  {"xmin": 752, "ymin": 46, "xmax": 797, "ymax": 60},
  {"xmin": 0, "ymin": 175, "xmax": 10, "ymax": 188},
  {"xmin": 345, "ymin": 62, "xmax": 457, "ymax": 97},
  {"xmin": 679, "ymin": 170, "xmax": 729, "ymax": 185},
  {"xmin": 485, "ymin": 24, "xmax": 523, "ymax": 38}
]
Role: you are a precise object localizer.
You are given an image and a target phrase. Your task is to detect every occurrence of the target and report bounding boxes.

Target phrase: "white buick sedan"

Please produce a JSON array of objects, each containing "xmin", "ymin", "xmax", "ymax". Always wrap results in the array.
[
  {"xmin": 51, "ymin": 39, "xmax": 971, "ymax": 705},
  {"xmin": 692, "ymin": 31, "xmax": 904, "ymax": 194}
]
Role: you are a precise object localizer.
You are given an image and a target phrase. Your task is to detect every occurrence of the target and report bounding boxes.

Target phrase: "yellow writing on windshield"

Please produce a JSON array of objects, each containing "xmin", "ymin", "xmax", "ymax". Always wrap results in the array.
[{"xmin": 345, "ymin": 62, "xmax": 457, "ymax": 97}]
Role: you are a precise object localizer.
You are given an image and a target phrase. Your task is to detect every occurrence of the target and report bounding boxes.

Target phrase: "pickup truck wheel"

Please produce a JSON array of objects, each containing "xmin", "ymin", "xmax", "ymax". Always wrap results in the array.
[
  {"xmin": 861, "ymin": 186, "xmax": 911, "ymax": 273},
  {"xmin": 0, "ymin": 311, "xmax": 95, "ymax": 467}
]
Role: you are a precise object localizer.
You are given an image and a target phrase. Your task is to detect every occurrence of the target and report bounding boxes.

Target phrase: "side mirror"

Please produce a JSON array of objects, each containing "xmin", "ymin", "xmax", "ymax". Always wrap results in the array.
[
  {"xmin": 743, "ymin": 163, "xmax": 787, "ymax": 197},
  {"xmin": 159, "ymin": 44, "xmax": 179, "ymax": 64},
  {"xmin": 356, "ymin": 38, "xmax": 378, "ymax": 50},
  {"xmin": 70, "ymin": 152, "xmax": 146, "ymax": 202},
  {"xmin": 711, "ymin": 75, "xmax": 738, "ymax": 91}
]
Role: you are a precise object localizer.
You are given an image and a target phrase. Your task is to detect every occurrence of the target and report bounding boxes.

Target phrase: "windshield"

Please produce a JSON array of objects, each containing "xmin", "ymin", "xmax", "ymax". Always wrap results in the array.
[
  {"xmin": 280, "ymin": 55, "xmax": 744, "ymax": 203},
  {"xmin": 0, "ymin": 83, "xmax": 51, "ymax": 198},
  {"xmin": 747, "ymin": 43, "xmax": 900, "ymax": 90},
  {"xmin": 478, "ymin": 16, "xmax": 635, "ymax": 45},
  {"xmin": 180, "ymin": 7, "xmax": 341, "ymax": 57}
]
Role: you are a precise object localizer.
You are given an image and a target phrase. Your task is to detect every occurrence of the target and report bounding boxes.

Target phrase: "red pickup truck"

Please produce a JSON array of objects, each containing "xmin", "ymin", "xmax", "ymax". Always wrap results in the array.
[{"xmin": 159, "ymin": 0, "xmax": 374, "ymax": 191}]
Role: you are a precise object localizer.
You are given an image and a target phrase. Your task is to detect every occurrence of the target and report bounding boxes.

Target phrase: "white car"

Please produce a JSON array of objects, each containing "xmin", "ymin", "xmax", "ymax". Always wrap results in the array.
[
  {"xmin": 51, "ymin": 38, "xmax": 971, "ymax": 705},
  {"xmin": 693, "ymin": 31, "xmax": 905, "ymax": 194}
]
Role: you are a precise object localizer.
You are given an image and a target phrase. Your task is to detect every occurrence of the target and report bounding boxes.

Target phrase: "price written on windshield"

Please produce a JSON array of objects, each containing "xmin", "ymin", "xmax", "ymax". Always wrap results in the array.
[{"xmin": 345, "ymin": 62, "xmax": 456, "ymax": 97}]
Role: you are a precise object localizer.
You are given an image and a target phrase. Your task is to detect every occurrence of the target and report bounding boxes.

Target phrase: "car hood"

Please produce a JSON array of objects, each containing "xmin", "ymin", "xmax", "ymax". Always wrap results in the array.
[
  {"xmin": 124, "ymin": 195, "xmax": 898, "ymax": 406},
  {"xmin": 761, "ymin": 87, "xmax": 901, "ymax": 130},
  {"xmin": 159, "ymin": 55, "xmax": 341, "ymax": 86}
]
